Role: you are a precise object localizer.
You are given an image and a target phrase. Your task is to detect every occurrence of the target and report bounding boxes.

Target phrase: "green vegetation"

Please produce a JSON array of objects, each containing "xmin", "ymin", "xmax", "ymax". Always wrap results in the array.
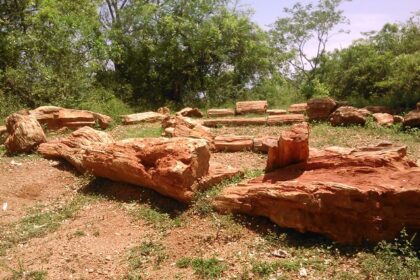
[
  {"xmin": 1, "ymin": 0, "xmax": 417, "ymax": 118},
  {"xmin": 1, "ymin": 262, "xmax": 48, "ymax": 280},
  {"xmin": 176, "ymin": 257, "xmax": 227, "ymax": 279},
  {"xmin": 126, "ymin": 240, "xmax": 167, "ymax": 279}
]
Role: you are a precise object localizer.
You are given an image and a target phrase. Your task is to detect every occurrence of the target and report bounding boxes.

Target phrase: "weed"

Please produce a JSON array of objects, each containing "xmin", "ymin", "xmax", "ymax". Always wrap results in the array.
[
  {"xmin": 126, "ymin": 240, "xmax": 167, "ymax": 278},
  {"xmin": 73, "ymin": 229, "xmax": 86, "ymax": 237},
  {"xmin": 360, "ymin": 230, "xmax": 419, "ymax": 279},
  {"xmin": 212, "ymin": 214, "xmax": 244, "ymax": 241},
  {"xmin": 1, "ymin": 261, "xmax": 47, "ymax": 280},
  {"xmin": 191, "ymin": 258, "xmax": 227, "ymax": 279},
  {"xmin": 176, "ymin": 257, "xmax": 192, "ymax": 268},
  {"xmin": 126, "ymin": 203, "xmax": 182, "ymax": 232}
]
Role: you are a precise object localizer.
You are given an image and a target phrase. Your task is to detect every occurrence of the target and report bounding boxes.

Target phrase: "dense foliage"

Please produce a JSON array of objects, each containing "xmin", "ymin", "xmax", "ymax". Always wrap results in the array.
[
  {"xmin": 0, "ymin": 0, "xmax": 418, "ymax": 120},
  {"xmin": 316, "ymin": 16, "xmax": 420, "ymax": 109}
]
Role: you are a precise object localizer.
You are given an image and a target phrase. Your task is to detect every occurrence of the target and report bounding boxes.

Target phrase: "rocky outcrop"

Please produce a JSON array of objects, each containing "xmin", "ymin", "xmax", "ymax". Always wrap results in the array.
[
  {"xmin": 267, "ymin": 109, "xmax": 287, "ymax": 115},
  {"xmin": 266, "ymin": 114, "xmax": 305, "ymax": 125},
  {"xmin": 4, "ymin": 114, "xmax": 47, "ymax": 154},
  {"xmin": 157, "ymin": 107, "xmax": 171, "ymax": 115},
  {"xmin": 213, "ymin": 143, "xmax": 420, "ymax": 244},
  {"xmin": 207, "ymin": 109, "xmax": 235, "ymax": 118},
  {"xmin": 162, "ymin": 116, "xmax": 213, "ymax": 144},
  {"xmin": 403, "ymin": 110, "xmax": 420, "ymax": 128},
  {"xmin": 235, "ymin": 101, "xmax": 268, "ymax": 115},
  {"xmin": 214, "ymin": 136, "xmax": 253, "ymax": 152},
  {"xmin": 287, "ymin": 103, "xmax": 307, "ymax": 114},
  {"xmin": 122, "ymin": 112, "xmax": 166, "ymax": 125},
  {"xmin": 38, "ymin": 126, "xmax": 113, "ymax": 172},
  {"xmin": 372, "ymin": 113, "xmax": 394, "ymax": 126},
  {"xmin": 307, "ymin": 98, "xmax": 337, "ymax": 121},
  {"xmin": 329, "ymin": 106, "xmax": 366, "ymax": 126},
  {"xmin": 28, "ymin": 106, "xmax": 112, "ymax": 130},
  {"xmin": 203, "ymin": 117, "xmax": 267, "ymax": 127},
  {"xmin": 176, "ymin": 107, "xmax": 204, "ymax": 118},
  {"xmin": 266, "ymin": 122, "xmax": 309, "ymax": 171}
]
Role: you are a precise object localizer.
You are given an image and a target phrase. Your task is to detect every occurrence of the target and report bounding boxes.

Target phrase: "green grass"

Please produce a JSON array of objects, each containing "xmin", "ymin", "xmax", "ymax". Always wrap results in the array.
[
  {"xmin": 115, "ymin": 124, "xmax": 163, "ymax": 140},
  {"xmin": 126, "ymin": 240, "xmax": 167, "ymax": 279},
  {"xmin": 125, "ymin": 203, "xmax": 182, "ymax": 233},
  {"xmin": 176, "ymin": 257, "xmax": 227, "ymax": 279},
  {"xmin": 0, "ymin": 260, "xmax": 48, "ymax": 280},
  {"xmin": 0, "ymin": 194, "xmax": 97, "ymax": 256}
]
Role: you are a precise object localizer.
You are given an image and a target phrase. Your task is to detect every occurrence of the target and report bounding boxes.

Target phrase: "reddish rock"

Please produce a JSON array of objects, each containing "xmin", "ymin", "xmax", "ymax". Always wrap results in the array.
[
  {"xmin": 403, "ymin": 110, "xmax": 420, "ymax": 128},
  {"xmin": 157, "ymin": 107, "xmax": 171, "ymax": 115},
  {"xmin": 38, "ymin": 126, "xmax": 113, "ymax": 172},
  {"xmin": 253, "ymin": 136, "xmax": 278, "ymax": 153},
  {"xmin": 235, "ymin": 101, "xmax": 268, "ymax": 115},
  {"xmin": 122, "ymin": 112, "xmax": 166, "ymax": 125},
  {"xmin": 29, "ymin": 106, "xmax": 112, "ymax": 130},
  {"xmin": 214, "ymin": 136, "xmax": 253, "ymax": 152},
  {"xmin": 39, "ymin": 129, "xmax": 212, "ymax": 203},
  {"xmin": 207, "ymin": 109, "xmax": 235, "ymax": 118},
  {"xmin": 372, "ymin": 113, "xmax": 394, "ymax": 126},
  {"xmin": 214, "ymin": 143, "xmax": 420, "ymax": 244},
  {"xmin": 4, "ymin": 114, "xmax": 47, "ymax": 154},
  {"xmin": 329, "ymin": 106, "xmax": 366, "ymax": 126},
  {"xmin": 364, "ymin": 105, "xmax": 394, "ymax": 114},
  {"xmin": 307, "ymin": 98, "xmax": 337, "ymax": 121},
  {"xmin": 287, "ymin": 103, "xmax": 308, "ymax": 114},
  {"xmin": 267, "ymin": 109, "xmax": 287, "ymax": 115},
  {"xmin": 267, "ymin": 114, "xmax": 305, "ymax": 125},
  {"xmin": 198, "ymin": 161, "xmax": 243, "ymax": 190},
  {"xmin": 162, "ymin": 116, "xmax": 213, "ymax": 144},
  {"xmin": 266, "ymin": 122, "xmax": 309, "ymax": 171},
  {"xmin": 203, "ymin": 117, "xmax": 267, "ymax": 127},
  {"xmin": 176, "ymin": 107, "xmax": 204, "ymax": 118}
]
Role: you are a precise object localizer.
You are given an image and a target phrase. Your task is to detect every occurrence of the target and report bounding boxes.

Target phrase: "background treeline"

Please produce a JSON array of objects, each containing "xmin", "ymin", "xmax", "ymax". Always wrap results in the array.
[{"xmin": 0, "ymin": 0, "xmax": 419, "ymax": 120}]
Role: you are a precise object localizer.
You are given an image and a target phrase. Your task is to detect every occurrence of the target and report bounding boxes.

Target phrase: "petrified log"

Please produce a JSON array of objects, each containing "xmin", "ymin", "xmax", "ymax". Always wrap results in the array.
[
  {"xmin": 162, "ymin": 116, "xmax": 213, "ymax": 144},
  {"xmin": 213, "ymin": 143, "xmax": 420, "ymax": 244},
  {"xmin": 207, "ymin": 109, "xmax": 235, "ymax": 118},
  {"xmin": 266, "ymin": 114, "xmax": 305, "ymax": 125},
  {"xmin": 38, "ymin": 126, "xmax": 113, "ymax": 172},
  {"xmin": 393, "ymin": 115, "xmax": 404, "ymax": 123},
  {"xmin": 330, "ymin": 106, "xmax": 366, "ymax": 126},
  {"xmin": 287, "ymin": 103, "xmax": 307, "ymax": 114},
  {"xmin": 122, "ymin": 112, "xmax": 166, "ymax": 125},
  {"xmin": 267, "ymin": 109, "xmax": 287, "ymax": 115},
  {"xmin": 307, "ymin": 98, "xmax": 337, "ymax": 121},
  {"xmin": 38, "ymin": 127, "xmax": 219, "ymax": 202},
  {"xmin": 28, "ymin": 106, "xmax": 112, "ymax": 130},
  {"xmin": 203, "ymin": 117, "xmax": 267, "ymax": 127},
  {"xmin": 176, "ymin": 107, "xmax": 204, "ymax": 118},
  {"xmin": 235, "ymin": 101, "xmax": 268, "ymax": 115},
  {"xmin": 5, "ymin": 114, "xmax": 46, "ymax": 154},
  {"xmin": 253, "ymin": 136, "xmax": 278, "ymax": 153},
  {"xmin": 214, "ymin": 135, "xmax": 253, "ymax": 152},
  {"xmin": 198, "ymin": 162, "xmax": 243, "ymax": 190},
  {"xmin": 266, "ymin": 122, "xmax": 309, "ymax": 171},
  {"xmin": 372, "ymin": 113, "xmax": 394, "ymax": 126},
  {"xmin": 403, "ymin": 110, "xmax": 420, "ymax": 128}
]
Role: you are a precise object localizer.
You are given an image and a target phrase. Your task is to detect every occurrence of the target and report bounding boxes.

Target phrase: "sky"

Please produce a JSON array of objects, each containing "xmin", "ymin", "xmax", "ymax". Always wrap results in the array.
[{"xmin": 239, "ymin": 0, "xmax": 419, "ymax": 54}]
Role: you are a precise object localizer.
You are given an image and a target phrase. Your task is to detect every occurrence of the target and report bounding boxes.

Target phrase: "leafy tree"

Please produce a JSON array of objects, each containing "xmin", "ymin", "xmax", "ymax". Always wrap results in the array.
[
  {"xmin": 270, "ymin": 0, "xmax": 349, "ymax": 95},
  {"xmin": 317, "ymin": 16, "xmax": 420, "ymax": 109},
  {"xmin": 100, "ymin": 0, "xmax": 274, "ymax": 108}
]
